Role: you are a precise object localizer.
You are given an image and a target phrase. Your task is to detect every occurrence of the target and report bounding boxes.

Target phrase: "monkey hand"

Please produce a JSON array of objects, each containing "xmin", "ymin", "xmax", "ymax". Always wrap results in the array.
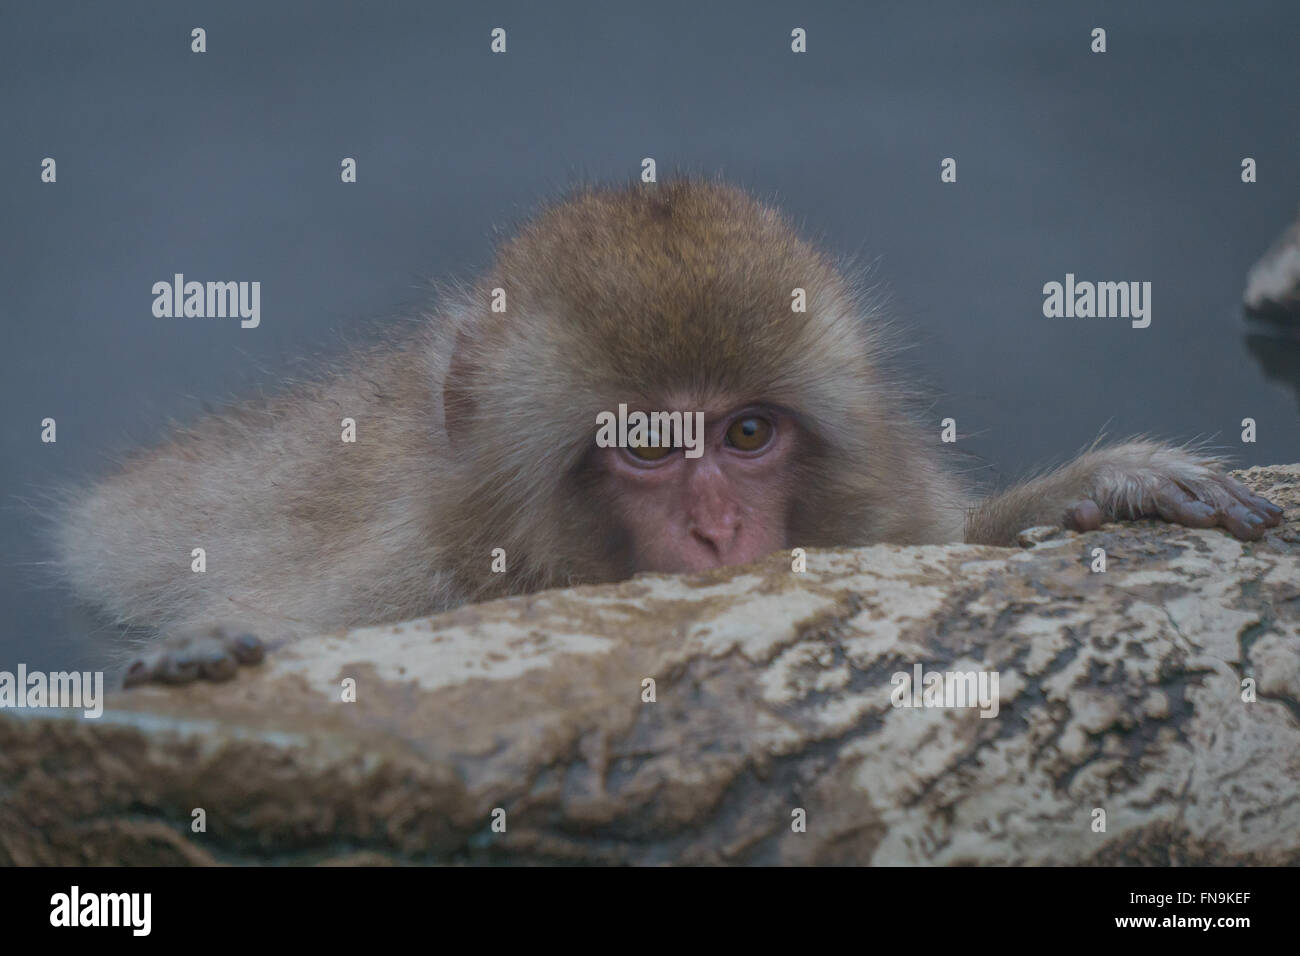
[
  {"xmin": 966, "ymin": 441, "xmax": 1284, "ymax": 546},
  {"xmin": 123, "ymin": 625, "xmax": 265, "ymax": 687},
  {"xmin": 1059, "ymin": 442, "xmax": 1283, "ymax": 541}
]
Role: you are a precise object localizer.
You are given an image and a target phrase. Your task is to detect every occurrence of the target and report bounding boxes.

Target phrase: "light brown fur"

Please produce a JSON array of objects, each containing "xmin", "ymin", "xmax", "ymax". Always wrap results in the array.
[{"xmin": 53, "ymin": 180, "xmax": 1281, "ymax": 681}]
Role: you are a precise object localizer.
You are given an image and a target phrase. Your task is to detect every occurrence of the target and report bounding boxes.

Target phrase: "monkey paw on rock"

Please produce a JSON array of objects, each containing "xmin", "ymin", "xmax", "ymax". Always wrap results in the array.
[
  {"xmin": 123, "ymin": 625, "xmax": 265, "ymax": 687},
  {"xmin": 1064, "ymin": 461, "xmax": 1283, "ymax": 541}
]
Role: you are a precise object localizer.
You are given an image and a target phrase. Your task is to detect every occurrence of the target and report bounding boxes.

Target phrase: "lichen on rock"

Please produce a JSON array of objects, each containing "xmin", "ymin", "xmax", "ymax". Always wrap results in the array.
[{"xmin": 2, "ymin": 465, "xmax": 1298, "ymax": 865}]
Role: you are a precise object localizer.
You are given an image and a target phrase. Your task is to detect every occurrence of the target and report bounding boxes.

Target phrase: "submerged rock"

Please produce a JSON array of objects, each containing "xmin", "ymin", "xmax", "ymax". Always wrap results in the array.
[{"xmin": 1245, "ymin": 209, "xmax": 1300, "ymax": 318}]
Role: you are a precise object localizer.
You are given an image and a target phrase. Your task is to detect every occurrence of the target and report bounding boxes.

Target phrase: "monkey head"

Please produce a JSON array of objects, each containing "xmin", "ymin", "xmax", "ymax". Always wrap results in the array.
[{"xmin": 439, "ymin": 180, "xmax": 953, "ymax": 598}]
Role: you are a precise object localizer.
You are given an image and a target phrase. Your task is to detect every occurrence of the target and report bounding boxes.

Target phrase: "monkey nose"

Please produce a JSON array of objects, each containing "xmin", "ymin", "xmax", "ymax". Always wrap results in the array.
[{"xmin": 689, "ymin": 523, "xmax": 741, "ymax": 565}]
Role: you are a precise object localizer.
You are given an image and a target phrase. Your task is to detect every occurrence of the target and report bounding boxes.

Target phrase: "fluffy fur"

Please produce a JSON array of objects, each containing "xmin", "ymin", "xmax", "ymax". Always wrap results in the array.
[{"xmin": 54, "ymin": 180, "xmax": 1276, "ymax": 659}]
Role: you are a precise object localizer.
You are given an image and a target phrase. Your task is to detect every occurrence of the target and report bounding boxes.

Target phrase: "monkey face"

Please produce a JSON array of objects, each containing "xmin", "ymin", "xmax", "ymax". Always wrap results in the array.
[
  {"xmin": 593, "ymin": 400, "xmax": 799, "ymax": 574},
  {"xmin": 439, "ymin": 181, "xmax": 905, "ymax": 593}
]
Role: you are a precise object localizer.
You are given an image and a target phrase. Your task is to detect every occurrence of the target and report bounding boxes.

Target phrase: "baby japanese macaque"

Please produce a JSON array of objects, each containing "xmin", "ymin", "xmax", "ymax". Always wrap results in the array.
[{"xmin": 55, "ymin": 180, "xmax": 1284, "ymax": 685}]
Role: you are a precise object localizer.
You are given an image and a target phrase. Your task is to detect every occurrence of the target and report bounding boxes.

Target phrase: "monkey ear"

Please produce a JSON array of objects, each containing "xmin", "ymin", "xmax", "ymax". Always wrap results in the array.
[{"xmin": 442, "ymin": 327, "xmax": 478, "ymax": 447}]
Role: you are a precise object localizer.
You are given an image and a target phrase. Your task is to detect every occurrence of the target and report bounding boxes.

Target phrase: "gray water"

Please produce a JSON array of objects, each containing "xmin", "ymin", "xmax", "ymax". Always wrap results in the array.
[{"xmin": 3, "ymin": 0, "xmax": 1298, "ymax": 671}]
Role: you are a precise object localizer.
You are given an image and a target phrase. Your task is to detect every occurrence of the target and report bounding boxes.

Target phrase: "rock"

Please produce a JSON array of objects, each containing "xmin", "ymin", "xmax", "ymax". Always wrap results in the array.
[
  {"xmin": 1243, "ymin": 208, "xmax": 1300, "ymax": 410},
  {"xmin": 1015, "ymin": 525, "xmax": 1065, "ymax": 547},
  {"xmin": 1244, "ymin": 208, "xmax": 1300, "ymax": 318},
  {"xmin": 2, "ymin": 465, "xmax": 1298, "ymax": 866}
]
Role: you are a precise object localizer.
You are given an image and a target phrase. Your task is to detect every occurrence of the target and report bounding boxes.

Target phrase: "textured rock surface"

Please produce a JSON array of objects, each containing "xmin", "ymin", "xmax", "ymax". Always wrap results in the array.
[{"xmin": 3, "ymin": 465, "xmax": 1298, "ymax": 866}]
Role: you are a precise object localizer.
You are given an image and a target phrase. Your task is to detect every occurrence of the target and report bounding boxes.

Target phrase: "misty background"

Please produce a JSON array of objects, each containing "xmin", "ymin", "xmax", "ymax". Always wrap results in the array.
[{"xmin": 2, "ymin": 0, "xmax": 1298, "ymax": 671}]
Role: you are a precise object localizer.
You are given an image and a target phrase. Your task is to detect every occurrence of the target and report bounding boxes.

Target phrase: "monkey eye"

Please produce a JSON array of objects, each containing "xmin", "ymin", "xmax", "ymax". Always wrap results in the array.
[
  {"xmin": 626, "ymin": 432, "xmax": 673, "ymax": 462},
  {"xmin": 725, "ymin": 416, "xmax": 773, "ymax": 452}
]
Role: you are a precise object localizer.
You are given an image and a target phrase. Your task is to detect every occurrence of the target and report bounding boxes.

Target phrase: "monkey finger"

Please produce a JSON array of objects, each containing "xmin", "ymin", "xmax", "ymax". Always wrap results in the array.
[
  {"xmin": 1153, "ymin": 486, "xmax": 1218, "ymax": 529},
  {"xmin": 122, "ymin": 626, "xmax": 266, "ymax": 688},
  {"xmin": 1219, "ymin": 476, "xmax": 1284, "ymax": 525},
  {"xmin": 226, "ymin": 632, "xmax": 265, "ymax": 664},
  {"xmin": 122, "ymin": 657, "xmax": 157, "ymax": 688},
  {"xmin": 155, "ymin": 653, "xmax": 202, "ymax": 684},
  {"xmin": 1241, "ymin": 499, "xmax": 1283, "ymax": 529},
  {"xmin": 198, "ymin": 650, "xmax": 239, "ymax": 681},
  {"xmin": 1064, "ymin": 499, "xmax": 1104, "ymax": 532},
  {"xmin": 1218, "ymin": 501, "xmax": 1269, "ymax": 541}
]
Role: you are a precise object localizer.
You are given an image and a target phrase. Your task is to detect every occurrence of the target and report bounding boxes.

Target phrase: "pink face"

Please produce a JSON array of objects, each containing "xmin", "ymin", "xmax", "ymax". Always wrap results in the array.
[{"xmin": 595, "ymin": 402, "xmax": 798, "ymax": 574}]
